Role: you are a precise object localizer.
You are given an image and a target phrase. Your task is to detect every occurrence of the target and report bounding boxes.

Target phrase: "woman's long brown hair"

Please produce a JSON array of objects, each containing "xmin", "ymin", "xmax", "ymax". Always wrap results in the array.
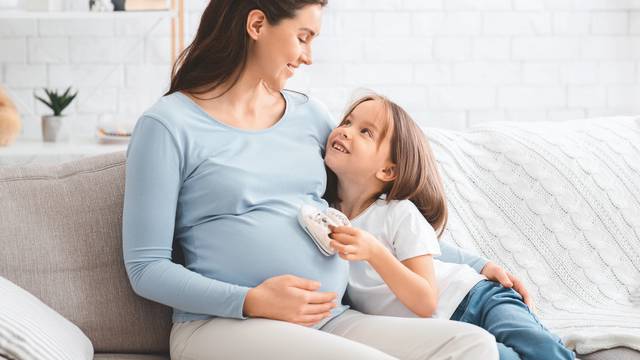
[
  {"xmin": 325, "ymin": 94, "xmax": 449, "ymax": 238},
  {"xmin": 166, "ymin": 0, "xmax": 327, "ymax": 97}
]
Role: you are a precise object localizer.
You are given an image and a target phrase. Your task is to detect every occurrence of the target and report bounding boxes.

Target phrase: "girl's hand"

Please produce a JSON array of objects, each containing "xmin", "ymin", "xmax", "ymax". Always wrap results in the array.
[
  {"xmin": 243, "ymin": 275, "xmax": 337, "ymax": 327},
  {"xmin": 481, "ymin": 262, "xmax": 534, "ymax": 310},
  {"xmin": 328, "ymin": 225, "xmax": 382, "ymax": 262}
]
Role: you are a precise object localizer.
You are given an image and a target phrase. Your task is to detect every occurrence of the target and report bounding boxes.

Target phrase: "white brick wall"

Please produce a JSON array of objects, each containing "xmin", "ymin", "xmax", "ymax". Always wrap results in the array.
[{"xmin": 2, "ymin": 0, "xmax": 640, "ymax": 140}]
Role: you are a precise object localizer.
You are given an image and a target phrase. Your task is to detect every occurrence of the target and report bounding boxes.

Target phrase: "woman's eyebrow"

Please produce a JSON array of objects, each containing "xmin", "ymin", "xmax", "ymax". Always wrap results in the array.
[{"xmin": 299, "ymin": 27, "xmax": 317, "ymax": 37}]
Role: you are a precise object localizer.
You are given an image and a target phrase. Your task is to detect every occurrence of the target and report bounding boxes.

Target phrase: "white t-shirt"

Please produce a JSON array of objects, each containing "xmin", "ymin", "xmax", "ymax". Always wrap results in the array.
[{"xmin": 348, "ymin": 198, "xmax": 486, "ymax": 320}]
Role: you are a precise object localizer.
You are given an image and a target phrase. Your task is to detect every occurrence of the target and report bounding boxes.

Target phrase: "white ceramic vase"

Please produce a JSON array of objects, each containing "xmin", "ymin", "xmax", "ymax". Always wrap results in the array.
[{"xmin": 41, "ymin": 115, "xmax": 69, "ymax": 142}]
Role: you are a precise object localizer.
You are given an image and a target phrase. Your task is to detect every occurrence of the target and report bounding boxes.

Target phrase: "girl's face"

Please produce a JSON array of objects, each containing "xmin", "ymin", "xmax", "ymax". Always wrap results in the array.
[
  {"xmin": 250, "ymin": 4, "xmax": 322, "ymax": 91},
  {"xmin": 325, "ymin": 100, "xmax": 395, "ymax": 183}
]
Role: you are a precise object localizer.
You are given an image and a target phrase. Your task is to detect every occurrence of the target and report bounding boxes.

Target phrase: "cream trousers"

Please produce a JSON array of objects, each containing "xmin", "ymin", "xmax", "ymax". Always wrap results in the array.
[{"xmin": 169, "ymin": 309, "xmax": 499, "ymax": 360}]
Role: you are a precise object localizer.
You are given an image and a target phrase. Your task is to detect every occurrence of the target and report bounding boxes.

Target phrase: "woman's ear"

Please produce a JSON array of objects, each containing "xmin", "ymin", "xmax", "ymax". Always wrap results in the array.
[
  {"xmin": 376, "ymin": 164, "xmax": 397, "ymax": 183},
  {"xmin": 246, "ymin": 9, "xmax": 267, "ymax": 41}
]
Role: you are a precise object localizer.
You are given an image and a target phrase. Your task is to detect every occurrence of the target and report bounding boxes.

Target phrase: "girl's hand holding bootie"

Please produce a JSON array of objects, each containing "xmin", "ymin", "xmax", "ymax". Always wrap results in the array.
[{"xmin": 328, "ymin": 225, "xmax": 384, "ymax": 262}]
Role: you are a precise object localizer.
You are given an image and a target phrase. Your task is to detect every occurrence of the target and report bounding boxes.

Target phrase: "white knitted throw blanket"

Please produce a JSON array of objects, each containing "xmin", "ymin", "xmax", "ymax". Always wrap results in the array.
[{"xmin": 425, "ymin": 116, "xmax": 640, "ymax": 354}]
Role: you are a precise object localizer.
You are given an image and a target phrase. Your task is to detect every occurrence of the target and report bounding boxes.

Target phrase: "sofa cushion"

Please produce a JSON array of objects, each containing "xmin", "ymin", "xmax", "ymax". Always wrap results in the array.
[
  {"xmin": 426, "ymin": 116, "xmax": 640, "ymax": 354},
  {"xmin": 581, "ymin": 347, "xmax": 640, "ymax": 360},
  {"xmin": 0, "ymin": 276, "xmax": 93, "ymax": 360},
  {"xmin": 94, "ymin": 354, "xmax": 169, "ymax": 360},
  {"xmin": 0, "ymin": 151, "xmax": 172, "ymax": 353}
]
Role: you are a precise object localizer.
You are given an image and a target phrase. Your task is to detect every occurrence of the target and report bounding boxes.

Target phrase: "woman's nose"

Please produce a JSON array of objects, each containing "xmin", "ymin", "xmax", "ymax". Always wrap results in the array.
[{"xmin": 301, "ymin": 48, "xmax": 312, "ymax": 66}]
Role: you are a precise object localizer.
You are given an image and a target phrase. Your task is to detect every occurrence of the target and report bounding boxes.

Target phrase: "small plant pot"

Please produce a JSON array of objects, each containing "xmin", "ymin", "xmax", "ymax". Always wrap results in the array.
[{"xmin": 41, "ymin": 115, "xmax": 69, "ymax": 142}]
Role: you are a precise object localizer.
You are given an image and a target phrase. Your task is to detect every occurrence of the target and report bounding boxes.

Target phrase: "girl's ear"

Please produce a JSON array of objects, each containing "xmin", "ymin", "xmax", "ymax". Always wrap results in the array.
[
  {"xmin": 246, "ymin": 9, "xmax": 267, "ymax": 41},
  {"xmin": 376, "ymin": 164, "xmax": 397, "ymax": 183}
]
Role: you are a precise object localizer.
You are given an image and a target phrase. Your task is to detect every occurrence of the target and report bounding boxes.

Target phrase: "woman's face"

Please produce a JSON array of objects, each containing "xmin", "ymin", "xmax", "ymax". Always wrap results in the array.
[{"xmin": 250, "ymin": 4, "xmax": 323, "ymax": 91}]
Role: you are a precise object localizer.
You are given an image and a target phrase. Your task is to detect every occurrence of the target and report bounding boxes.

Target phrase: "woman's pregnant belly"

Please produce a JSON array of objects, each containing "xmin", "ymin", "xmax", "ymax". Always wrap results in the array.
[{"xmin": 178, "ymin": 207, "xmax": 349, "ymax": 298}]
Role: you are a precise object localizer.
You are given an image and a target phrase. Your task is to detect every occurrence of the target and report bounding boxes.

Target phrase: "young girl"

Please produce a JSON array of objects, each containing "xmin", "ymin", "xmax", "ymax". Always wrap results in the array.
[{"xmin": 322, "ymin": 93, "xmax": 575, "ymax": 360}]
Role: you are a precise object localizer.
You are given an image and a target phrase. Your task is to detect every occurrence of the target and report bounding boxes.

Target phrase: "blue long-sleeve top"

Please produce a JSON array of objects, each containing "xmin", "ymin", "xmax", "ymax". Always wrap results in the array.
[{"xmin": 122, "ymin": 90, "xmax": 488, "ymax": 324}]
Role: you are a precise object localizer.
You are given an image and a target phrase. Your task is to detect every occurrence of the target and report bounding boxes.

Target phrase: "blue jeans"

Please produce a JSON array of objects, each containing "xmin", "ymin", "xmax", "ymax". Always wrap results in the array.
[{"xmin": 450, "ymin": 280, "xmax": 575, "ymax": 360}]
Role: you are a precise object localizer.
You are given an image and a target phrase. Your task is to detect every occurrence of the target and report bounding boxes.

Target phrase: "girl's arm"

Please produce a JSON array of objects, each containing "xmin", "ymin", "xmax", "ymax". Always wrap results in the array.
[{"xmin": 329, "ymin": 226, "xmax": 438, "ymax": 317}]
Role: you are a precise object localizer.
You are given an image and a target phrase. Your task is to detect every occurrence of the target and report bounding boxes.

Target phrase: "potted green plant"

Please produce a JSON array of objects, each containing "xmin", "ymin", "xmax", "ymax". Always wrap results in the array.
[{"xmin": 34, "ymin": 87, "xmax": 77, "ymax": 143}]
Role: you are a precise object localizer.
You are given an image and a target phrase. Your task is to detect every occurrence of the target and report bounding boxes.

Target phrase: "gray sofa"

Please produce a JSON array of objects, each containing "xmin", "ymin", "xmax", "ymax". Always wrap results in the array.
[{"xmin": 0, "ymin": 150, "xmax": 638, "ymax": 360}]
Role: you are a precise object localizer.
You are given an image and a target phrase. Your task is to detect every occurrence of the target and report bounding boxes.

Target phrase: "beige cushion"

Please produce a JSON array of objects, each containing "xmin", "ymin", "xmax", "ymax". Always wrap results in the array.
[
  {"xmin": 0, "ymin": 276, "xmax": 93, "ymax": 360},
  {"xmin": 581, "ymin": 347, "xmax": 640, "ymax": 360},
  {"xmin": 94, "ymin": 355, "xmax": 169, "ymax": 360},
  {"xmin": 0, "ymin": 151, "xmax": 172, "ymax": 353}
]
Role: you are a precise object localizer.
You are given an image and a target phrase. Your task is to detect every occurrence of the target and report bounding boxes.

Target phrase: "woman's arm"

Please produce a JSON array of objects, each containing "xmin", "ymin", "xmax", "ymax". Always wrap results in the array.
[
  {"xmin": 329, "ymin": 226, "xmax": 438, "ymax": 317},
  {"xmin": 123, "ymin": 116, "xmax": 250, "ymax": 319},
  {"xmin": 123, "ymin": 116, "xmax": 336, "ymax": 325},
  {"xmin": 436, "ymin": 240, "xmax": 488, "ymax": 273},
  {"xmin": 437, "ymin": 240, "xmax": 533, "ymax": 307}
]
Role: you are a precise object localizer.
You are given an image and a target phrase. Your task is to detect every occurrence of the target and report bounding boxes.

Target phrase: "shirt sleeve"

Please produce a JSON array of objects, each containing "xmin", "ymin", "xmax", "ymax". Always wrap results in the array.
[
  {"xmin": 122, "ymin": 116, "xmax": 250, "ymax": 319},
  {"xmin": 389, "ymin": 201, "xmax": 442, "ymax": 261},
  {"xmin": 436, "ymin": 240, "xmax": 489, "ymax": 273}
]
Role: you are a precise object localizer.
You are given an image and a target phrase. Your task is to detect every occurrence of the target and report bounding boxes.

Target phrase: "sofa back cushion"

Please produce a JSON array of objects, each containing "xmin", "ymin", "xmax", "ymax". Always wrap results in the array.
[
  {"xmin": 424, "ymin": 116, "xmax": 640, "ymax": 354},
  {"xmin": 0, "ymin": 151, "xmax": 172, "ymax": 353}
]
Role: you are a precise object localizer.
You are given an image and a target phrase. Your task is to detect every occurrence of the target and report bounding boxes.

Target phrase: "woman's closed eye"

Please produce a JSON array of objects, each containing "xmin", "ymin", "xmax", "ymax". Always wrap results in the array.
[{"xmin": 298, "ymin": 34, "xmax": 310, "ymax": 44}]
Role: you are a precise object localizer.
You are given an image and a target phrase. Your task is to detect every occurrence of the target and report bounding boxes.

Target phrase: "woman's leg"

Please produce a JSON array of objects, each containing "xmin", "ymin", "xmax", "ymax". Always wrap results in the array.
[
  {"xmin": 170, "ymin": 317, "xmax": 396, "ymax": 360},
  {"xmin": 453, "ymin": 281, "xmax": 575, "ymax": 360},
  {"xmin": 320, "ymin": 309, "xmax": 499, "ymax": 360}
]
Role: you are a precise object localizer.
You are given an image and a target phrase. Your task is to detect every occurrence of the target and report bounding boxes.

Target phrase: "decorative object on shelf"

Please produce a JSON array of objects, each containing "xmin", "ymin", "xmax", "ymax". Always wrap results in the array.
[
  {"xmin": 125, "ymin": 0, "xmax": 167, "ymax": 11},
  {"xmin": 95, "ymin": 126, "xmax": 131, "ymax": 144},
  {"xmin": 34, "ymin": 87, "xmax": 78, "ymax": 143},
  {"xmin": 111, "ymin": 0, "xmax": 124, "ymax": 11},
  {"xmin": 95, "ymin": 114, "xmax": 132, "ymax": 144},
  {"xmin": 89, "ymin": 0, "xmax": 114, "ymax": 12},
  {"xmin": 23, "ymin": 0, "xmax": 64, "ymax": 11},
  {"xmin": 0, "ymin": 87, "xmax": 21, "ymax": 147}
]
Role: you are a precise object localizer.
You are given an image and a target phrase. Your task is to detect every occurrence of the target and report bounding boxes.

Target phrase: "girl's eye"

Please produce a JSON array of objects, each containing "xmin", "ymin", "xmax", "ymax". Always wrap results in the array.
[
  {"xmin": 298, "ymin": 37, "xmax": 307, "ymax": 44},
  {"xmin": 340, "ymin": 120, "xmax": 351, "ymax": 127},
  {"xmin": 361, "ymin": 128, "xmax": 373, "ymax": 138}
]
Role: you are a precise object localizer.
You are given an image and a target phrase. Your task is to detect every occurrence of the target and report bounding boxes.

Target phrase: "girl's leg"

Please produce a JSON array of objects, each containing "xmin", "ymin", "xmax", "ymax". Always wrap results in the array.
[
  {"xmin": 170, "ymin": 317, "xmax": 396, "ymax": 360},
  {"xmin": 497, "ymin": 342, "xmax": 521, "ymax": 360},
  {"xmin": 320, "ymin": 309, "xmax": 499, "ymax": 360},
  {"xmin": 454, "ymin": 281, "xmax": 575, "ymax": 360}
]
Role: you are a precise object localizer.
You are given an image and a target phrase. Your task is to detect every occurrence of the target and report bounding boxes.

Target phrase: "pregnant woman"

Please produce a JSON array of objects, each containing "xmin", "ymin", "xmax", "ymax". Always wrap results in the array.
[{"xmin": 123, "ymin": 1, "xmax": 527, "ymax": 358}]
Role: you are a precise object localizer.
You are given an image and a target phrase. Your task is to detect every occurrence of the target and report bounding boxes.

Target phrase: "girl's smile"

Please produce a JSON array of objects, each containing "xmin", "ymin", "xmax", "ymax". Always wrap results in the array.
[{"xmin": 330, "ymin": 138, "xmax": 350, "ymax": 154}]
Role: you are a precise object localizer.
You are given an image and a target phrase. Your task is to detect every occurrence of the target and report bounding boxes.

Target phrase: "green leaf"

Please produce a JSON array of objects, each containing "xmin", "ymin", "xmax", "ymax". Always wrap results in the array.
[
  {"xmin": 34, "ymin": 95, "xmax": 53, "ymax": 111},
  {"xmin": 35, "ymin": 87, "xmax": 78, "ymax": 116}
]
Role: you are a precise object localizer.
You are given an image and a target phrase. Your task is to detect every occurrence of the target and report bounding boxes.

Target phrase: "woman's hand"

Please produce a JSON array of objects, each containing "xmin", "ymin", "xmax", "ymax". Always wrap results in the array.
[
  {"xmin": 243, "ymin": 275, "xmax": 337, "ymax": 327},
  {"xmin": 328, "ymin": 225, "xmax": 383, "ymax": 262},
  {"xmin": 481, "ymin": 261, "xmax": 534, "ymax": 309}
]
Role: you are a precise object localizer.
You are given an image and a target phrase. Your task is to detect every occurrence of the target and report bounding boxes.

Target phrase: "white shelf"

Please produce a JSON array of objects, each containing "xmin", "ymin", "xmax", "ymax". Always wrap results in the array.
[
  {"xmin": 0, "ymin": 137, "xmax": 128, "ymax": 166},
  {"xmin": 0, "ymin": 10, "xmax": 175, "ymax": 19}
]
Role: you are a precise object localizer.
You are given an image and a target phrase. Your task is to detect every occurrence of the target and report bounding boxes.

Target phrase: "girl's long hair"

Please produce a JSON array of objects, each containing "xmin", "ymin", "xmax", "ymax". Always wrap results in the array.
[
  {"xmin": 165, "ymin": 0, "xmax": 327, "ymax": 97},
  {"xmin": 325, "ymin": 93, "xmax": 449, "ymax": 238}
]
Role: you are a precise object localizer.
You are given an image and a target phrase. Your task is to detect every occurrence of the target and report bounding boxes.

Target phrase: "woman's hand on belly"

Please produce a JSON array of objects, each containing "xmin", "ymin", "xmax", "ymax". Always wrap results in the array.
[{"xmin": 243, "ymin": 274, "xmax": 338, "ymax": 327}]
